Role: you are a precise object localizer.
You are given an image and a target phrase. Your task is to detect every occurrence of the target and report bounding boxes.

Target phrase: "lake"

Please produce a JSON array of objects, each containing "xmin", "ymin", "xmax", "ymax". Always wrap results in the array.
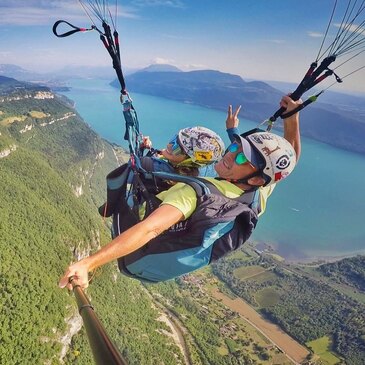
[{"xmin": 60, "ymin": 78, "xmax": 365, "ymax": 262}]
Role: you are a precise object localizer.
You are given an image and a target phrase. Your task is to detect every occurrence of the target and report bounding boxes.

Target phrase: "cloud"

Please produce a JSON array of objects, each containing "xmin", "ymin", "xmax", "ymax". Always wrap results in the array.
[
  {"xmin": 151, "ymin": 57, "xmax": 175, "ymax": 64},
  {"xmin": 307, "ymin": 31, "xmax": 324, "ymax": 38},
  {"xmin": 267, "ymin": 39, "xmax": 285, "ymax": 44},
  {"xmin": 0, "ymin": 1, "xmax": 83, "ymax": 25},
  {"xmin": 0, "ymin": 1, "xmax": 138, "ymax": 26},
  {"xmin": 184, "ymin": 63, "xmax": 207, "ymax": 70},
  {"xmin": 334, "ymin": 22, "xmax": 365, "ymax": 35}
]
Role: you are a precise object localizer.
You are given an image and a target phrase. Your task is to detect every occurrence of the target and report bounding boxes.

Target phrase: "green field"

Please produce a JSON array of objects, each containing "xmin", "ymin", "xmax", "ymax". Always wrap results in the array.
[
  {"xmin": 306, "ymin": 336, "xmax": 341, "ymax": 365},
  {"xmin": 253, "ymin": 271, "xmax": 278, "ymax": 284},
  {"xmin": 233, "ymin": 265, "xmax": 266, "ymax": 280},
  {"xmin": 0, "ymin": 115, "xmax": 26, "ymax": 125},
  {"xmin": 225, "ymin": 250, "xmax": 253, "ymax": 261},
  {"xmin": 255, "ymin": 288, "xmax": 280, "ymax": 308},
  {"xmin": 29, "ymin": 110, "xmax": 48, "ymax": 118}
]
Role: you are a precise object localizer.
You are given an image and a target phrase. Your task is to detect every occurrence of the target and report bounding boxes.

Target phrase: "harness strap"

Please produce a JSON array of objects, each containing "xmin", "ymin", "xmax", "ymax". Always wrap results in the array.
[
  {"xmin": 123, "ymin": 100, "xmax": 140, "ymax": 151},
  {"xmin": 195, "ymin": 178, "xmax": 261, "ymax": 215},
  {"xmin": 151, "ymin": 172, "xmax": 211, "ymax": 196}
]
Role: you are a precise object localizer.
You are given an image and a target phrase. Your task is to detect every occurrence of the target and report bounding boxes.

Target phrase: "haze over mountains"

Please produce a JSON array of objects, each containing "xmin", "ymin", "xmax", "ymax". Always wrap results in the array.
[
  {"xmin": 2, "ymin": 63, "xmax": 365, "ymax": 154},
  {"xmin": 0, "ymin": 63, "xmax": 129, "ymax": 83}
]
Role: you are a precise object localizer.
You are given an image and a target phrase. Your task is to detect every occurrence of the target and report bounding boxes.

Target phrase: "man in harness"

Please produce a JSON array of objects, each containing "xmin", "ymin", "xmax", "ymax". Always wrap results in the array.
[{"xmin": 59, "ymin": 95, "xmax": 301, "ymax": 289}]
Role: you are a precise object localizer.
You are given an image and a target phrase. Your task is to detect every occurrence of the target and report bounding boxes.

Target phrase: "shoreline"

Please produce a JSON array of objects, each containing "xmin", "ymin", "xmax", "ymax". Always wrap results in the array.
[
  {"xmin": 286, "ymin": 251, "xmax": 365, "ymax": 265},
  {"xmin": 251, "ymin": 240, "xmax": 365, "ymax": 265}
]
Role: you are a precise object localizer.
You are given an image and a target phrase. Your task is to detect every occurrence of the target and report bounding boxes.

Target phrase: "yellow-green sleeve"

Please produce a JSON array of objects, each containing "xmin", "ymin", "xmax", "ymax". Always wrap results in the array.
[
  {"xmin": 258, "ymin": 184, "xmax": 276, "ymax": 216},
  {"xmin": 157, "ymin": 183, "xmax": 197, "ymax": 220}
]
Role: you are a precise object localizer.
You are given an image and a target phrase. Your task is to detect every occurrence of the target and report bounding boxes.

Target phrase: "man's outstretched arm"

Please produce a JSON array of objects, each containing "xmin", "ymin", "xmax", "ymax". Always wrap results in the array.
[{"xmin": 59, "ymin": 204, "xmax": 184, "ymax": 290}]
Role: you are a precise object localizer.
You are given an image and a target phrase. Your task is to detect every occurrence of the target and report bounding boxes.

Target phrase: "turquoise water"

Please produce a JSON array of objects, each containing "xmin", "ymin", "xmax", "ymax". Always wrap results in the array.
[{"xmin": 61, "ymin": 79, "xmax": 365, "ymax": 261}]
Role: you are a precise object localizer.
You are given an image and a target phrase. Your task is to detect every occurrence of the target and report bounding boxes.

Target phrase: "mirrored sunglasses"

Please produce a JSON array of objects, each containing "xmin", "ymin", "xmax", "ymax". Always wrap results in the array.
[{"xmin": 227, "ymin": 142, "xmax": 248, "ymax": 165}]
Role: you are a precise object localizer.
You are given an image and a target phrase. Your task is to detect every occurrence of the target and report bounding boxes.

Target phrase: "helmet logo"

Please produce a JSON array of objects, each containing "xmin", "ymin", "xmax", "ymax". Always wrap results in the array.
[
  {"xmin": 250, "ymin": 133, "xmax": 274, "ymax": 144},
  {"xmin": 276, "ymin": 155, "xmax": 291, "ymax": 170},
  {"xmin": 274, "ymin": 171, "xmax": 289, "ymax": 182},
  {"xmin": 262, "ymin": 145, "xmax": 280, "ymax": 156},
  {"xmin": 194, "ymin": 151, "xmax": 213, "ymax": 161}
]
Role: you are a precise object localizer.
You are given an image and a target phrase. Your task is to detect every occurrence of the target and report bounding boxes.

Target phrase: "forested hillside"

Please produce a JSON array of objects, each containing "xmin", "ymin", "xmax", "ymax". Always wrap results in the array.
[
  {"xmin": 317, "ymin": 256, "xmax": 365, "ymax": 291},
  {"xmin": 0, "ymin": 77, "xmax": 188, "ymax": 365}
]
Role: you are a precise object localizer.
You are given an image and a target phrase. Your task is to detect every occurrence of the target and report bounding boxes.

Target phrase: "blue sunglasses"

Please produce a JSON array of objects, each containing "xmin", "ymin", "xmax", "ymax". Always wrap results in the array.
[
  {"xmin": 227, "ymin": 142, "xmax": 249, "ymax": 165},
  {"xmin": 168, "ymin": 134, "xmax": 184, "ymax": 155}
]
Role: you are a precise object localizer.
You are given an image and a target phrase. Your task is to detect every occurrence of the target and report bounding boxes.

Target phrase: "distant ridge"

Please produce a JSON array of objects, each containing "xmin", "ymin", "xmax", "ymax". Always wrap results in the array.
[
  {"xmin": 0, "ymin": 64, "xmax": 70, "ymax": 91},
  {"xmin": 0, "ymin": 75, "xmax": 20, "ymax": 86},
  {"xmin": 0, "ymin": 64, "xmax": 42, "ymax": 81},
  {"xmin": 0, "ymin": 75, "xmax": 48, "ymax": 94},
  {"xmin": 119, "ymin": 68, "xmax": 283, "ymax": 120},
  {"xmin": 0, "ymin": 75, "xmax": 26, "ymax": 85},
  {"xmin": 113, "ymin": 65, "xmax": 365, "ymax": 155}
]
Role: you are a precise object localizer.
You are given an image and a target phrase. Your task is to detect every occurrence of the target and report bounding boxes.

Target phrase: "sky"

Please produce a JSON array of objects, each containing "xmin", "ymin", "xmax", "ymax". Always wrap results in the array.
[{"xmin": 0, "ymin": 0, "xmax": 365, "ymax": 93}]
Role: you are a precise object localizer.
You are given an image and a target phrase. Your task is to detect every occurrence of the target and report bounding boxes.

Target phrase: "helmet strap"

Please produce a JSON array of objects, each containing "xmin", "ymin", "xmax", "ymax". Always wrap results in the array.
[
  {"xmin": 217, "ymin": 171, "xmax": 266, "ymax": 191},
  {"xmin": 175, "ymin": 157, "xmax": 200, "ymax": 168}
]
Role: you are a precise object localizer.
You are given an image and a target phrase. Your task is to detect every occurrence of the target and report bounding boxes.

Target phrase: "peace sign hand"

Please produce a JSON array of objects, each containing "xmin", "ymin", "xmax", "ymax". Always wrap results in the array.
[{"xmin": 226, "ymin": 105, "xmax": 242, "ymax": 129}]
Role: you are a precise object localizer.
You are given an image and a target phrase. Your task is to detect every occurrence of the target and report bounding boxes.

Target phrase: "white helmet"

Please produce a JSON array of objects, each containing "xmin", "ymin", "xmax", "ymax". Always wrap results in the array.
[
  {"xmin": 236, "ymin": 131, "xmax": 296, "ymax": 186},
  {"xmin": 178, "ymin": 126, "xmax": 225, "ymax": 166}
]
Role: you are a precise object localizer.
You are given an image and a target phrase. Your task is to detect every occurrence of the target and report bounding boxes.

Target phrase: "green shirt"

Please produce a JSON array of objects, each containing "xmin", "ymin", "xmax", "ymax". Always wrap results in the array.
[{"xmin": 157, "ymin": 177, "xmax": 275, "ymax": 219}]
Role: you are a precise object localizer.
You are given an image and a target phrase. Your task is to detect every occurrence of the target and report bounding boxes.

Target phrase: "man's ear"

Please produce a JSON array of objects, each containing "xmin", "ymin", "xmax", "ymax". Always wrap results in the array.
[{"xmin": 247, "ymin": 176, "xmax": 266, "ymax": 187}]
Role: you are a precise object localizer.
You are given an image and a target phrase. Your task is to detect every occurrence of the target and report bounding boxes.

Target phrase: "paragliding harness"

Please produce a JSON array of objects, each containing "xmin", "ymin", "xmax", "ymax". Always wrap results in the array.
[
  {"xmin": 107, "ymin": 102, "xmax": 262, "ymax": 282},
  {"xmin": 98, "ymin": 161, "xmax": 261, "ymax": 282}
]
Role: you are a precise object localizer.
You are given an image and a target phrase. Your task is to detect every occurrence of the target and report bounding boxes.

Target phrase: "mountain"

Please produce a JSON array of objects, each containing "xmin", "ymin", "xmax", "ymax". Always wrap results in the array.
[
  {"xmin": 0, "ymin": 63, "xmax": 140, "ymax": 82},
  {"xmin": 119, "ymin": 69, "xmax": 283, "ymax": 120},
  {"xmin": 0, "ymin": 64, "xmax": 42, "ymax": 81},
  {"xmin": 0, "ymin": 75, "xmax": 44, "ymax": 93},
  {"xmin": 264, "ymin": 79, "xmax": 365, "ymax": 114},
  {"xmin": 0, "ymin": 64, "xmax": 140, "ymax": 91},
  {"xmin": 112, "ymin": 67, "xmax": 365, "ymax": 154},
  {"xmin": 0, "ymin": 64, "xmax": 71, "ymax": 91}
]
